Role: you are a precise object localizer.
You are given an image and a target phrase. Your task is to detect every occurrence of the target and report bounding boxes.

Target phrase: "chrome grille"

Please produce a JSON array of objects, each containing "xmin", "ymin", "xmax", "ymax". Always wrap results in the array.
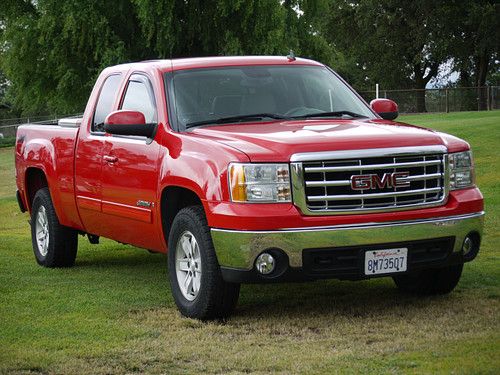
[{"xmin": 291, "ymin": 147, "xmax": 448, "ymax": 215}]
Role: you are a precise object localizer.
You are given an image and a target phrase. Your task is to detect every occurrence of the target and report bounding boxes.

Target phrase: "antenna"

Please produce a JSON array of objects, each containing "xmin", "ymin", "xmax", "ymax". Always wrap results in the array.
[{"xmin": 286, "ymin": 50, "xmax": 296, "ymax": 62}]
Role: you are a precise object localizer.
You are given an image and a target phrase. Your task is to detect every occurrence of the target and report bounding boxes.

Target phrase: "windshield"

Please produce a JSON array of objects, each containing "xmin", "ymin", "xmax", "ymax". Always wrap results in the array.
[{"xmin": 165, "ymin": 65, "xmax": 375, "ymax": 130}]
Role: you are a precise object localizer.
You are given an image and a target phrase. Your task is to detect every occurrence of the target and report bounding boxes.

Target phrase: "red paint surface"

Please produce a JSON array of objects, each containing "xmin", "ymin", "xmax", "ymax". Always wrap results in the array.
[
  {"xmin": 370, "ymin": 98, "xmax": 398, "ymax": 114},
  {"xmin": 15, "ymin": 57, "xmax": 483, "ymax": 253},
  {"xmin": 205, "ymin": 188, "xmax": 483, "ymax": 231},
  {"xmin": 105, "ymin": 110, "xmax": 146, "ymax": 125}
]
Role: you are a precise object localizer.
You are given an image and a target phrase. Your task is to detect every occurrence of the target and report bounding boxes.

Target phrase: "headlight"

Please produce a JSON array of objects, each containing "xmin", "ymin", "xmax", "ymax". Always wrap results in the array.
[
  {"xmin": 228, "ymin": 163, "xmax": 291, "ymax": 203},
  {"xmin": 449, "ymin": 151, "xmax": 475, "ymax": 190}
]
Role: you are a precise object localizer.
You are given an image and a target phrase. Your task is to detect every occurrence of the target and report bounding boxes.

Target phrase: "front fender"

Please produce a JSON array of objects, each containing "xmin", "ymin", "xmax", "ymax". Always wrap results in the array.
[{"xmin": 158, "ymin": 131, "xmax": 249, "ymax": 226}]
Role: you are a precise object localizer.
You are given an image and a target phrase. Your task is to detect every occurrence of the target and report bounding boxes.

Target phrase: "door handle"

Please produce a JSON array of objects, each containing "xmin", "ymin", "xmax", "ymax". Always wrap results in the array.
[{"xmin": 103, "ymin": 155, "xmax": 118, "ymax": 163}]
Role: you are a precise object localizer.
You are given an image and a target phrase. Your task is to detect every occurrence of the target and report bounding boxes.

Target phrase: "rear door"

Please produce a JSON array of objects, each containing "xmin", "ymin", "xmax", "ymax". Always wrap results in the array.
[{"xmin": 98, "ymin": 73, "xmax": 162, "ymax": 250}]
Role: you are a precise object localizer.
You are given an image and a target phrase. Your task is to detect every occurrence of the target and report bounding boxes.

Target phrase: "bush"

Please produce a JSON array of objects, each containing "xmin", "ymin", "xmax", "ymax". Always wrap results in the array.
[{"xmin": 0, "ymin": 137, "xmax": 15, "ymax": 148}]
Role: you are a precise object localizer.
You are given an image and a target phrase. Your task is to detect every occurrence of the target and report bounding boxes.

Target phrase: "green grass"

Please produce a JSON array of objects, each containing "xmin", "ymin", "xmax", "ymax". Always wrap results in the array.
[
  {"xmin": 0, "ymin": 147, "xmax": 17, "ymax": 198},
  {"xmin": 1, "ymin": 111, "xmax": 499, "ymax": 374}
]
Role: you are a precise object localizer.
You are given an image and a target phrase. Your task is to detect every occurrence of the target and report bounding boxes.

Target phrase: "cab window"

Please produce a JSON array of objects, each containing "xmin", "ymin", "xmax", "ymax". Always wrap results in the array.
[
  {"xmin": 92, "ymin": 74, "xmax": 122, "ymax": 132},
  {"xmin": 120, "ymin": 75, "xmax": 157, "ymax": 123}
]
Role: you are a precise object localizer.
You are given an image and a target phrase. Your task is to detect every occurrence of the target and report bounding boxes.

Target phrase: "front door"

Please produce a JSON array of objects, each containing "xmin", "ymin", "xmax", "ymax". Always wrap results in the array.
[
  {"xmin": 75, "ymin": 73, "xmax": 123, "ymax": 236},
  {"xmin": 98, "ymin": 74, "xmax": 162, "ymax": 250}
]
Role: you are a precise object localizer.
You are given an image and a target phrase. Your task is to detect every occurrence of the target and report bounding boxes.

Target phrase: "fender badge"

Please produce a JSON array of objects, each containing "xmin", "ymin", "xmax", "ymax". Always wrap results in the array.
[{"xmin": 137, "ymin": 200, "xmax": 152, "ymax": 208}]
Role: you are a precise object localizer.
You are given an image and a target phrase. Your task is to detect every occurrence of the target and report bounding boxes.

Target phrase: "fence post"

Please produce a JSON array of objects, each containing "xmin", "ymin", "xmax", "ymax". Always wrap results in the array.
[
  {"xmin": 477, "ymin": 87, "xmax": 481, "ymax": 111},
  {"xmin": 487, "ymin": 85, "xmax": 491, "ymax": 111},
  {"xmin": 445, "ymin": 89, "xmax": 449, "ymax": 113},
  {"xmin": 384, "ymin": 90, "xmax": 387, "ymax": 98}
]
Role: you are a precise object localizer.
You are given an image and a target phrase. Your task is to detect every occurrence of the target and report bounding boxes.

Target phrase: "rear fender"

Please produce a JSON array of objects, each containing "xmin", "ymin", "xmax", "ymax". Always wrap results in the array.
[
  {"xmin": 22, "ymin": 139, "xmax": 82, "ymax": 229},
  {"xmin": 23, "ymin": 139, "xmax": 56, "ymax": 209}
]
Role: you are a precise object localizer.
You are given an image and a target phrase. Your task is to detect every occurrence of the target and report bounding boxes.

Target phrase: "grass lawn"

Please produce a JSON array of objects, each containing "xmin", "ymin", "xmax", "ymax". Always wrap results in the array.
[{"xmin": 1, "ymin": 111, "xmax": 499, "ymax": 374}]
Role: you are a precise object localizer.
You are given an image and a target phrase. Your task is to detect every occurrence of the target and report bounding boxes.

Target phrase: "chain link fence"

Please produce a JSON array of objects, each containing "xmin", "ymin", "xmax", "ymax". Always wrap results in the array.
[
  {"xmin": 0, "ymin": 115, "xmax": 67, "ymax": 140},
  {"xmin": 1, "ymin": 87, "xmax": 499, "ymax": 141},
  {"xmin": 359, "ymin": 86, "xmax": 500, "ymax": 114}
]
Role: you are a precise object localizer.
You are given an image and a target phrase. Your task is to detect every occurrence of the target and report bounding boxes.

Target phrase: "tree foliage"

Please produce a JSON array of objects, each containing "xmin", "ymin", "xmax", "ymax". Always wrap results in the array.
[
  {"xmin": 1, "ymin": 0, "xmax": 147, "ymax": 115},
  {"xmin": 1, "ymin": 0, "xmax": 328, "ymax": 115},
  {"xmin": 0, "ymin": 0, "xmax": 498, "ymax": 115},
  {"xmin": 451, "ymin": 0, "xmax": 499, "ymax": 88},
  {"xmin": 134, "ymin": 0, "xmax": 287, "ymax": 57},
  {"xmin": 133, "ymin": 0, "xmax": 335, "ymax": 61},
  {"xmin": 319, "ymin": 0, "xmax": 499, "ymax": 111},
  {"xmin": 322, "ymin": 1, "xmax": 456, "ymax": 111}
]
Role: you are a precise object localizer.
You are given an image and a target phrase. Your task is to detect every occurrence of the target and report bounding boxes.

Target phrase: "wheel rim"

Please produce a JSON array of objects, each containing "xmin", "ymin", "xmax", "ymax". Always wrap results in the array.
[
  {"xmin": 35, "ymin": 206, "xmax": 49, "ymax": 257},
  {"xmin": 175, "ymin": 231, "xmax": 202, "ymax": 301}
]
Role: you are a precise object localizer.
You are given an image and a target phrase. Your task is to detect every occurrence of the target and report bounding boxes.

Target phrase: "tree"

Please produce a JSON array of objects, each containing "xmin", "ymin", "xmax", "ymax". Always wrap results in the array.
[
  {"xmin": 281, "ymin": 0, "xmax": 336, "ymax": 66},
  {"xmin": 132, "ymin": 0, "xmax": 289, "ymax": 57},
  {"xmin": 1, "ymin": 1, "xmax": 299, "ymax": 115},
  {"xmin": 1, "ymin": 0, "xmax": 336, "ymax": 115},
  {"xmin": 322, "ymin": 0, "xmax": 462, "ymax": 112},
  {"xmin": 1, "ymin": 0, "xmax": 148, "ymax": 115},
  {"xmin": 452, "ymin": 1, "xmax": 499, "ymax": 109}
]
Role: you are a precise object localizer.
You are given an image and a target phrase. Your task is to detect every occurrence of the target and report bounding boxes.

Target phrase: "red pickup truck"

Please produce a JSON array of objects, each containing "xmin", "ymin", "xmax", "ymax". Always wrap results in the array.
[{"xmin": 15, "ymin": 56, "xmax": 484, "ymax": 320}]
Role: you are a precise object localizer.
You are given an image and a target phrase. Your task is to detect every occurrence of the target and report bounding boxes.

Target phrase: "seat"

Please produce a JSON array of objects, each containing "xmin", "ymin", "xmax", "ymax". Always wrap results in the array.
[
  {"xmin": 241, "ymin": 93, "xmax": 277, "ymax": 114},
  {"xmin": 211, "ymin": 95, "xmax": 243, "ymax": 117}
]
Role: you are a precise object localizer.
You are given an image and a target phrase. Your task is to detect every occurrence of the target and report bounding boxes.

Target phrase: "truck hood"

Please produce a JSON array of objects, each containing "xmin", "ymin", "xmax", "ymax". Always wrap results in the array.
[{"xmin": 191, "ymin": 119, "xmax": 468, "ymax": 162}]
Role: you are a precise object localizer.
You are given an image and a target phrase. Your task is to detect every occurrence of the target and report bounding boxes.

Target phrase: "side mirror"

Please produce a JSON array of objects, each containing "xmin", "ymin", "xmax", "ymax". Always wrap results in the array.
[
  {"xmin": 370, "ymin": 99, "xmax": 399, "ymax": 120},
  {"xmin": 104, "ymin": 110, "xmax": 155, "ymax": 137}
]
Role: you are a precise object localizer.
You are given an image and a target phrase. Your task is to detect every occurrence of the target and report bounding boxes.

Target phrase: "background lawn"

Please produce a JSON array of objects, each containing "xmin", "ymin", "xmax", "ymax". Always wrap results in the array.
[{"xmin": 0, "ymin": 111, "xmax": 499, "ymax": 374}]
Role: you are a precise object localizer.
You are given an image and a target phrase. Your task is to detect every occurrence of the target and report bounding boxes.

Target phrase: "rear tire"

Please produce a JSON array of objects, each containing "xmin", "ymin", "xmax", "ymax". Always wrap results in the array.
[
  {"xmin": 393, "ymin": 264, "xmax": 463, "ymax": 295},
  {"xmin": 168, "ymin": 206, "xmax": 240, "ymax": 320},
  {"xmin": 31, "ymin": 188, "xmax": 78, "ymax": 267}
]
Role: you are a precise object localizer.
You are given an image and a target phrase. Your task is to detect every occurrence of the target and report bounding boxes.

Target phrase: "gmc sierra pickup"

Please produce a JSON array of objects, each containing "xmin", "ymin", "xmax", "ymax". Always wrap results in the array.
[{"xmin": 15, "ymin": 56, "xmax": 484, "ymax": 320}]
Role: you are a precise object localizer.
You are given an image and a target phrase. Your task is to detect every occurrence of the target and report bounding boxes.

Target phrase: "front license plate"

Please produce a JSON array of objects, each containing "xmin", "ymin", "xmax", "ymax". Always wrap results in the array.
[{"xmin": 364, "ymin": 248, "xmax": 408, "ymax": 275}]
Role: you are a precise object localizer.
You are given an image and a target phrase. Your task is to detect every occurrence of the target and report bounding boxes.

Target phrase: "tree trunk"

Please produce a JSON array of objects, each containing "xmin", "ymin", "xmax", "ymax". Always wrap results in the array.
[
  {"xmin": 475, "ymin": 50, "xmax": 490, "ymax": 110},
  {"xmin": 413, "ymin": 63, "xmax": 439, "ymax": 113},
  {"xmin": 459, "ymin": 69, "xmax": 471, "ymax": 87},
  {"xmin": 415, "ymin": 89, "xmax": 427, "ymax": 113}
]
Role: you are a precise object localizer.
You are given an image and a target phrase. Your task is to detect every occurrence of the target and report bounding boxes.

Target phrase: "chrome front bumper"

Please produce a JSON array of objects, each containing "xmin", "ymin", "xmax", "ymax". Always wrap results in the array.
[{"xmin": 211, "ymin": 212, "xmax": 484, "ymax": 271}]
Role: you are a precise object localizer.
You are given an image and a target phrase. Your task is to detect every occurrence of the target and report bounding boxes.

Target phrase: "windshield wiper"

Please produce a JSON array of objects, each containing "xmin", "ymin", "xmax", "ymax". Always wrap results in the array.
[
  {"xmin": 185, "ymin": 113, "xmax": 290, "ymax": 128},
  {"xmin": 291, "ymin": 111, "xmax": 368, "ymax": 119}
]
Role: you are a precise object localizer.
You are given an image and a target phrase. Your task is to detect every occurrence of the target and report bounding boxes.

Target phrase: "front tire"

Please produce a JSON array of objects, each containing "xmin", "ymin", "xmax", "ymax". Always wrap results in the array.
[
  {"xmin": 31, "ymin": 187, "xmax": 78, "ymax": 267},
  {"xmin": 393, "ymin": 264, "xmax": 463, "ymax": 295},
  {"xmin": 168, "ymin": 206, "xmax": 240, "ymax": 320}
]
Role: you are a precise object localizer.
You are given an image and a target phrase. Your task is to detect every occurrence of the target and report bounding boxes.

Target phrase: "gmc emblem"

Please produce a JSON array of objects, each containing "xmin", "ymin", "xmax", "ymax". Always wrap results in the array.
[{"xmin": 350, "ymin": 172, "xmax": 410, "ymax": 190}]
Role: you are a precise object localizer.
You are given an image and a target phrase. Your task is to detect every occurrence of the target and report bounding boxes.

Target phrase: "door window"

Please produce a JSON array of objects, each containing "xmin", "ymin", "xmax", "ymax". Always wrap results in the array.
[
  {"xmin": 121, "ymin": 75, "xmax": 157, "ymax": 123},
  {"xmin": 92, "ymin": 74, "xmax": 122, "ymax": 132}
]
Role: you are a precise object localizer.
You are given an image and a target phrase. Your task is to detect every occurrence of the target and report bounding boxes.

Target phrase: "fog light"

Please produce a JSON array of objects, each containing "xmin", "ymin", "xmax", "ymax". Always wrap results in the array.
[
  {"xmin": 462, "ymin": 236, "xmax": 473, "ymax": 256},
  {"xmin": 255, "ymin": 253, "xmax": 275, "ymax": 275}
]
